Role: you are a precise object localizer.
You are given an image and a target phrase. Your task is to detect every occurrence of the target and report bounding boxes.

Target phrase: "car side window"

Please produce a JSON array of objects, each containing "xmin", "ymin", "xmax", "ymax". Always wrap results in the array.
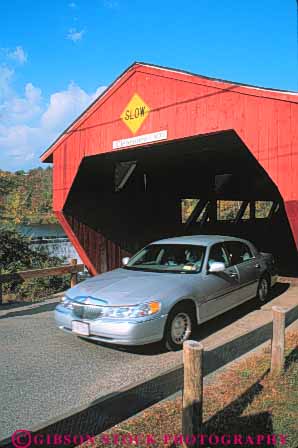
[
  {"xmin": 208, "ymin": 243, "xmax": 230, "ymax": 269},
  {"xmin": 224, "ymin": 242, "xmax": 253, "ymax": 266}
]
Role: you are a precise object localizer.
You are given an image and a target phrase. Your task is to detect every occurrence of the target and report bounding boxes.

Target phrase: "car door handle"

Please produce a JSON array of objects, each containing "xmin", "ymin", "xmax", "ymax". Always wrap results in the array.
[
  {"xmin": 228, "ymin": 272, "xmax": 238, "ymax": 277},
  {"xmin": 255, "ymin": 264, "xmax": 261, "ymax": 268}
]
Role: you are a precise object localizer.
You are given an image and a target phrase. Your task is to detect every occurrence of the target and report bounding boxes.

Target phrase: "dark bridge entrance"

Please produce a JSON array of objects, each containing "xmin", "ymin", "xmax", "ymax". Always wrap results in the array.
[{"xmin": 63, "ymin": 130, "xmax": 297, "ymax": 275}]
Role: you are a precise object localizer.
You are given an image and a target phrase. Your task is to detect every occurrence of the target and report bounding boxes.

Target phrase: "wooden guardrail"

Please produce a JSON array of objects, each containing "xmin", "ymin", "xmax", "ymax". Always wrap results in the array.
[
  {"xmin": 181, "ymin": 307, "xmax": 288, "ymax": 447},
  {"xmin": 182, "ymin": 340, "xmax": 204, "ymax": 445},
  {"xmin": 271, "ymin": 306, "xmax": 286, "ymax": 375},
  {"xmin": 0, "ymin": 258, "xmax": 84, "ymax": 304}
]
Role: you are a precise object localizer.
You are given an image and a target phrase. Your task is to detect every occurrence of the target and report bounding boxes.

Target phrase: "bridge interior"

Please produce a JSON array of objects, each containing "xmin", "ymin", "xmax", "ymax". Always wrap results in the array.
[{"xmin": 64, "ymin": 130, "xmax": 298, "ymax": 275}]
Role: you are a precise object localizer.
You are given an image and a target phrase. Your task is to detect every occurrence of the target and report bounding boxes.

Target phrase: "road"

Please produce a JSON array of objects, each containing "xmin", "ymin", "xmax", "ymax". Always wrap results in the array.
[{"xmin": 0, "ymin": 283, "xmax": 293, "ymax": 439}]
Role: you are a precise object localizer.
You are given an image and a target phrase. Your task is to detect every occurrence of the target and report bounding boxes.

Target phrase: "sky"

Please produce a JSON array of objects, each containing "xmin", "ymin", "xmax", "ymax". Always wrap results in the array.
[{"xmin": 0, "ymin": 0, "xmax": 297, "ymax": 171}]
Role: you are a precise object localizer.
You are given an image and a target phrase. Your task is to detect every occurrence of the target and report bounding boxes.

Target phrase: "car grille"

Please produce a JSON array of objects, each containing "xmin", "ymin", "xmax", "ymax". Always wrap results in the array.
[{"xmin": 72, "ymin": 303, "xmax": 103, "ymax": 320}]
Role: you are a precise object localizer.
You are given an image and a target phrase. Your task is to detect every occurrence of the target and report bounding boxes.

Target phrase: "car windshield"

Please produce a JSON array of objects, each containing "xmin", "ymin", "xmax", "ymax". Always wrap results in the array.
[{"xmin": 125, "ymin": 244, "xmax": 206, "ymax": 273}]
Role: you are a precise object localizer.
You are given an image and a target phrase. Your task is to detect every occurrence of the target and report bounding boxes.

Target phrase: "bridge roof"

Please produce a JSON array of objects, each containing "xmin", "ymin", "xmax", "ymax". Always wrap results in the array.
[{"xmin": 40, "ymin": 61, "xmax": 298, "ymax": 164}]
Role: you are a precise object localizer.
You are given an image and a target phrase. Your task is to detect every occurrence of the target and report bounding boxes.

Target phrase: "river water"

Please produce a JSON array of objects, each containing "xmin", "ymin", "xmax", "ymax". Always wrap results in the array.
[
  {"xmin": 18, "ymin": 224, "xmax": 83, "ymax": 264},
  {"xmin": 31, "ymin": 240, "xmax": 82, "ymax": 263}
]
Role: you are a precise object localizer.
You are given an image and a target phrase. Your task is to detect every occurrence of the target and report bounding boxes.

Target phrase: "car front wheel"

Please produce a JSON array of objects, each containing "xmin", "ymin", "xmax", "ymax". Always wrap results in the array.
[{"xmin": 163, "ymin": 304, "xmax": 195, "ymax": 351}]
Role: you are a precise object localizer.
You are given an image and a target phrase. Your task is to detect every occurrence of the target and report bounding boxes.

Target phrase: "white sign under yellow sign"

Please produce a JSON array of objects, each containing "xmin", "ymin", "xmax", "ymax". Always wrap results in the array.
[{"xmin": 112, "ymin": 130, "xmax": 168, "ymax": 150}]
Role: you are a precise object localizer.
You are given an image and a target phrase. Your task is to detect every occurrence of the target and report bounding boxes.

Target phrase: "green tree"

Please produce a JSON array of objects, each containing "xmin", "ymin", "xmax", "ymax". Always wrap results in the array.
[{"xmin": 0, "ymin": 230, "xmax": 69, "ymax": 301}]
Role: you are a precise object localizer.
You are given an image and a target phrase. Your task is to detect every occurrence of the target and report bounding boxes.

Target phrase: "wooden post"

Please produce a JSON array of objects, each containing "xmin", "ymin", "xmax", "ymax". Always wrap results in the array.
[
  {"xmin": 0, "ymin": 266, "xmax": 2, "ymax": 305},
  {"xmin": 182, "ymin": 340, "xmax": 204, "ymax": 447},
  {"xmin": 70, "ymin": 259, "xmax": 78, "ymax": 288},
  {"xmin": 271, "ymin": 306, "xmax": 287, "ymax": 376}
]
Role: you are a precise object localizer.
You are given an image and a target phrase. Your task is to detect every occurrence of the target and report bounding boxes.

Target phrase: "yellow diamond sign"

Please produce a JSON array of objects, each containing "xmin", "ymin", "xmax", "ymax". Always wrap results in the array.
[{"xmin": 121, "ymin": 93, "xmax": 150, "ymax": 134}]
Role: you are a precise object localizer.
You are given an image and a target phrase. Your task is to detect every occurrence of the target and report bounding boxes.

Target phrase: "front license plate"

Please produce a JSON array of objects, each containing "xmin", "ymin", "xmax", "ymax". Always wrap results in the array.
[{"xmin": 72, "ymin": 321, "xmax": 90, "ymax": 336}]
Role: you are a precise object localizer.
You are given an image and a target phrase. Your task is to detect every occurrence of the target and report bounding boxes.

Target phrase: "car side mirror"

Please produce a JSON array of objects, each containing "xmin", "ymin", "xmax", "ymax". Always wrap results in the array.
[
  {"xmin": 122, "ymin": 257, "xmax": 130, "ymax": 266},
  {"xmin": 208, "ymin": 261, "xmax": 225, "ymax": 273}
]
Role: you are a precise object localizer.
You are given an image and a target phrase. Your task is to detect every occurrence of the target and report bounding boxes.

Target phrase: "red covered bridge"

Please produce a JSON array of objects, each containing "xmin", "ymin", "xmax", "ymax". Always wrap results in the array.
[{"xmin": 40, "ymin": 62, "xmax": 298, "ymax": 276}]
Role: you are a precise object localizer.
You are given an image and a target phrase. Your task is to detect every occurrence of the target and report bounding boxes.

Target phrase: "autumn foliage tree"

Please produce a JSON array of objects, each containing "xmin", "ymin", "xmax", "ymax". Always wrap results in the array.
[{"xmin": 0, "ymin": 167, "xmax": 56, "ymax": 226}]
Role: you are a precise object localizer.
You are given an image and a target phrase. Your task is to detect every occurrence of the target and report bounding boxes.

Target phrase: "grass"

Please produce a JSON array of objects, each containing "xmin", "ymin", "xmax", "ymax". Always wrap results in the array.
[{"xmin": 81, "ymin": 331, "xmax": 298, "ymax": 448}]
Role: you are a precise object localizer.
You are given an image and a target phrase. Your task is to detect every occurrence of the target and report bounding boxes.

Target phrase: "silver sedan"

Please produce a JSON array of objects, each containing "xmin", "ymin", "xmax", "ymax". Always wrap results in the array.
[{"xmin": 55, "ymin": 235, "xmax": 278, "ymax": 351}]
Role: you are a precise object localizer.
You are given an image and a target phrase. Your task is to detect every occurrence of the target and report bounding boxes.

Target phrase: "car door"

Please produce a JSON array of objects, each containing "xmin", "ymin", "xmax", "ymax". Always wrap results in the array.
[
  {"xmin": 199, "ymin": 243, "xmax": 240, "ymax": 321},
  {"xmin": 223, "ymin": 241, "xmax": 259, "ymax": 304}
]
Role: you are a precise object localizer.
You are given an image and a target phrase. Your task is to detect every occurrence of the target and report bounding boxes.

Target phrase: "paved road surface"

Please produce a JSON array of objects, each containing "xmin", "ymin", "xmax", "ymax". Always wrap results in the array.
[{"xmin": 0, "ymin": 283, "xmax": 293, "ymax": 439}]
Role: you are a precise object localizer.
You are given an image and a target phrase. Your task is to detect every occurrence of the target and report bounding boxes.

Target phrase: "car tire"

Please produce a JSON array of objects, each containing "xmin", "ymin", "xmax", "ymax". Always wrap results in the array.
[
  {"xmin": 256, "ymin": 275, "xmax": 270, "ymax": 303},
  {"xmin": 163, "ymin": 303, "xmax": 196, "ymax": 351}
]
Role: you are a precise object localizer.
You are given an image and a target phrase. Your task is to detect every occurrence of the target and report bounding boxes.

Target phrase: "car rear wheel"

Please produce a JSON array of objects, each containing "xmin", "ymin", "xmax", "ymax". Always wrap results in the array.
[
  {"xmin": 257, "ymin": 275, "xmax": 270, "ymax": 303},
  {"xmin": 163, "ymin": 304, "xmax": 195, "ymax": 351}
]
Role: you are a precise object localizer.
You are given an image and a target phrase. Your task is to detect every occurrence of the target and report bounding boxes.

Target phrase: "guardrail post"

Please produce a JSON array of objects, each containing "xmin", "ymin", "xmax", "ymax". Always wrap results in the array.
[
  {"xmin": 70, "ymin": 259, "xmax": 78, "ymax": 288},
  {"xmin": 0, "ymin": 266, "xmax": 2, "ymax": 304},
  {"xmin": 271, "ymin": 306, "xmax": 287, "ymax": 376},
  {"xmin": 182, "ymin": 340, "xmax": 203, "ymax": 447}
]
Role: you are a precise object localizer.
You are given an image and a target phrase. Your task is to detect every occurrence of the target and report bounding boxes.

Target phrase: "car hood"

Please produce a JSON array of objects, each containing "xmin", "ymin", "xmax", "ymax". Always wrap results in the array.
[{"xmin": 67, "ymin": 268, "xmax": 196, "ymax": 306}]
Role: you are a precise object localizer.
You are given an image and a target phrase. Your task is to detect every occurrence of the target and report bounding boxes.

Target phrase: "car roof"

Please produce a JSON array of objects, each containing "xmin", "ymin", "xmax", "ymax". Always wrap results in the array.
[{"xmin": 151, "ymin": 235, "xmax": 250, "ymax": 246}]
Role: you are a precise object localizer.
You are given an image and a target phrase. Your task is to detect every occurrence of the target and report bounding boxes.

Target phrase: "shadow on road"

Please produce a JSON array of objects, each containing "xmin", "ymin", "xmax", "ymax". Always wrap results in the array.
[
  {"xmin": 267, "ymin": 281, "xmax": 290, "ymax": 300},
  {"xmin": 0, "ymin": 301, "xmax": 59, "ymax": 319},
  {"xmin": 88, "ymin": 282, "xmax": 290, "ymax": 356}
]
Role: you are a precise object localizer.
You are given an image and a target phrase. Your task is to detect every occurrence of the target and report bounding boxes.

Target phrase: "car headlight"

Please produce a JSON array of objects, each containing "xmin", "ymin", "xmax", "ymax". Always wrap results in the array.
[
  {"xmin": 61, "ymin": 296, "xmax": 73, "ymax": 310},
  {"xmin": 102, "ymin": 301, "xmax": 161, "ymax": 319}
]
